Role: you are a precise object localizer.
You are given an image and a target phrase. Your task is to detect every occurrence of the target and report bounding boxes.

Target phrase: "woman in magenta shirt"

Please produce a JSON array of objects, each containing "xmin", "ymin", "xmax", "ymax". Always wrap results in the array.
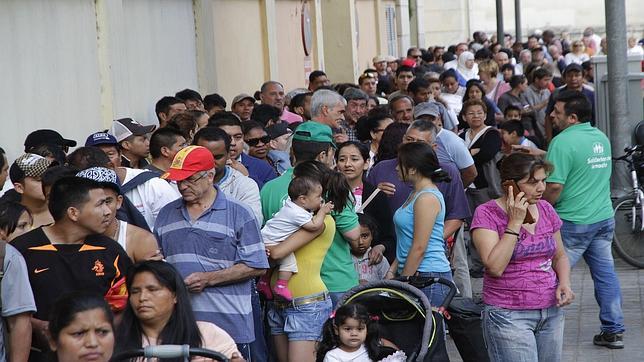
[{"xmin": 471, "ymin": 153, "xmax": 574, "ymax": 362}]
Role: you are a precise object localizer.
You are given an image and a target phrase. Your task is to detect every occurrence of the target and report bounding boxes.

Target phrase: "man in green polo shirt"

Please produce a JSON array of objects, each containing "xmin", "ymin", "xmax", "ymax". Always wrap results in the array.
[{"xmin": 544, "ymin": 90, "xmax": 625, "ymax": 349}]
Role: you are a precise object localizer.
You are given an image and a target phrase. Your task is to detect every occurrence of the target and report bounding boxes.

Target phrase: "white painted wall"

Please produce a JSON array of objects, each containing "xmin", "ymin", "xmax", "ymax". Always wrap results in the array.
[
  {"xmin": 0, "ymin": 0, "xmax": 199, "ymax": 162},
  {"xmin": 0, "ymin": 0, "xmax": 102, "ymax": 162},
  {"xmin": 111, "ymin": 0, "xmax": 199, "ymax": 126}
]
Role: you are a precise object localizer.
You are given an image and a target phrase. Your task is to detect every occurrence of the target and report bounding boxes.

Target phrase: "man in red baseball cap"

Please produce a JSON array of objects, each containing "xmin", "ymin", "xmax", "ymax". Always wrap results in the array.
[{"xmin": 155, "ymin": 146, "xmax": 268, "ymax": 358}]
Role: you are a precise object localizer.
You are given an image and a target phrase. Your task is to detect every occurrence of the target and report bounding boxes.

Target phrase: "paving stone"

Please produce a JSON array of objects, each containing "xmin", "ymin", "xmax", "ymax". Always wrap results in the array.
[{"xmin": 447, "ymin": 259, "xmax": 643, "ymax": 362}]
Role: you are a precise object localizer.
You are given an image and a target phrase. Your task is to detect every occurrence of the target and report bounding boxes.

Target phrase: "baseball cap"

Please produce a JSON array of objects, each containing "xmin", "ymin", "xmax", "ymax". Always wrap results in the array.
[
  {"xmin": 109, "ymin": 118, "xmax": 156, "ymax": 143},
  {"xmin": 414, "ymin": 102, "xmax": 440, "ymax": 119},
  {"xmin": 266, "ymin": 123, "xmax": 293, "ymax": 140},
  {"xmin": 401, "ymin": 59, "xmax": 417, "ymax": 68},
  {"xmin": 24, "ymin": 129, "xmax": 77, "ymax": 151},
  {"xmin": 9, "ymin": 153, "xmax": 55, "ymax": 183},
  {"xmin": 372, "ymin": 55, "xmax": 386, "ymax": 63},
  {"xmin": 231, "ymin": 93, "xmax": 256, "ymax": 107},
  {"xmin": 85, "ymin": 132, "xmax": 118, "ymax": 147},
  {"xmin": 161, "ymin": 146, "xmax": 215, "ymax": 181},
  {"xmin": 385, "ymin": 55, "xmax": 398, "ymax": 62},
  {"xmin": 293, "ymin": 122, "xmax": 335, "ymax": 147},
  {"xmin": 76, "ymin": 167, "xmax": 121, "ymax": 194},
  {"xmin": 563, "ymin": 63, "xmax": 583, "ymax": 76}
]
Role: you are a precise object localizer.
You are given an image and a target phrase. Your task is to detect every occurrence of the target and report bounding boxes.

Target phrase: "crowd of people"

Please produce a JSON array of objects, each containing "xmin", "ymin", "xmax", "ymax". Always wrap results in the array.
[{"xmin": 0, "ymin": 27, "xmax": 637, "ymax": 362}]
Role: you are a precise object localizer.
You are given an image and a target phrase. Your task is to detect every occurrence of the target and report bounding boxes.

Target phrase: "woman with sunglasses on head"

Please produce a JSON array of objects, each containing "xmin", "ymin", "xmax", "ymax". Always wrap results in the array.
[{"xmin": 471, "ymin": 153, "xmax": 573, "ymax": 362}]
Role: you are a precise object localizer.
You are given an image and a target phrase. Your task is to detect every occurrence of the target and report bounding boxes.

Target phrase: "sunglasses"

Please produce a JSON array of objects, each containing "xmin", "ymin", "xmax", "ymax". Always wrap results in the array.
[{"xmin": 245, "ymin": 135, "xmax": 271, "ymax": 147}]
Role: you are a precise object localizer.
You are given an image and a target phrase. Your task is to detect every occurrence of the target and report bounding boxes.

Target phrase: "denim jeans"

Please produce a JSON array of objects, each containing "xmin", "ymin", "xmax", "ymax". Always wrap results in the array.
[
  {"xmin": 267, "ymin": 294, "xmax": 332, "ymax": 341},
  {"xmin": 250, "ymin": 281, "xmax": 268, "ymax": 362},
  {"xmin": 561, "ymin": 218, "xmax": 625, "ymax": 334},
  {"xmin": 483, "ymin": 305, "xmax": 564, "ymax": 362},
  {"xmin": 329, "ymin": 291, "xmax": 347, "ymax": 309},
  {"xmin": 416, "ymin": 271, "xmax": 454, "ymax": 308}
]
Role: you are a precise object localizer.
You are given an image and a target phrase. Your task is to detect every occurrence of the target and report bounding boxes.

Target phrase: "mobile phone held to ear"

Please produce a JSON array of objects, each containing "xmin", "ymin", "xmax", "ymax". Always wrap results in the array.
[{"xmin": 502, "ymin": 180, "xmax": 535, "ymax": 224}]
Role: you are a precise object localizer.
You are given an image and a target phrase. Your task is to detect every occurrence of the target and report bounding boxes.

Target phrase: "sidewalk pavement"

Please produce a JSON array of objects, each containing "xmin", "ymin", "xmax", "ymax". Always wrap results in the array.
[{"xmin": 446, "ymin": 258, "xmax": 644, "ymax": 362}]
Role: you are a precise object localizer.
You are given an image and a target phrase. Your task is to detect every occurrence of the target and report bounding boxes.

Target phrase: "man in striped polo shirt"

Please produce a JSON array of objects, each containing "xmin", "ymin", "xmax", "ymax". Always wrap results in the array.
[{"xmin": 154, "ymin": 146, "xmax": 268, "ymax": 360}]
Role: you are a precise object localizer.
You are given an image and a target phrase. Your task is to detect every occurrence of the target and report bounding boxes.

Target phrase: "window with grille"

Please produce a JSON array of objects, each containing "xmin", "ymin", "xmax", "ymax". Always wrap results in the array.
[{"xmin": 385, "ymin": 5, "xmax": 397, "ymax": 57}]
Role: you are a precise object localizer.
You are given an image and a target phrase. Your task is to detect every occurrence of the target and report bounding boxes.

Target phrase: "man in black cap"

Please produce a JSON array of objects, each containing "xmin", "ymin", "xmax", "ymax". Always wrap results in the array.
[
  {"xmin": 24, "ymin": 129, "xmax": 76, "ymax": 154},
  {"xmin": 544, "ymin": 63, "xmax": 595, "ymax": 143},
  {"xmin": 108, "ymin": 118, "xmax": 156, "ymax": 169}
]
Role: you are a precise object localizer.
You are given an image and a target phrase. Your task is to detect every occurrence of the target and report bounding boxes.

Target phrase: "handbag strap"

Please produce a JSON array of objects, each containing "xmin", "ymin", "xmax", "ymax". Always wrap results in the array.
[{"xmin": 356, "ymin": 188, "xmax": 381, "ymax": 213}]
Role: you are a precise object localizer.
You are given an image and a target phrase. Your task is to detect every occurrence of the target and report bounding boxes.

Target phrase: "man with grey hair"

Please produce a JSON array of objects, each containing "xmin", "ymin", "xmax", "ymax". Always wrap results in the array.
[
  {"xmin": 414, "ymin": 102, "xmax": 477, "ymax": 188},
  {"xmin": 259, "ymin": 80, "xmax": 303, "ymax": 124},
  {"xmin": 310, "ymin": 89, "xmax": 347, "ymax": 143},
  {"xmin": 515, "ymin": 49, "xmax": 532, "ymax": 75},
  {"xmin": 339, "ymin": 88, "xmax": 369, "ymax": 141},
  {"xmin": 155, "ymin": 146, "xmax": 268, "ymax": 359}
]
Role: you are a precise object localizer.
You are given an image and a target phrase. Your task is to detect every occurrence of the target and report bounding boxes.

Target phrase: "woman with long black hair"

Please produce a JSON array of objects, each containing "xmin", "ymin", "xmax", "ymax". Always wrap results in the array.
[
  {"xmin": 386, "ymin": 142, "xmax": 453, "ymax": 307},
  {"xmin": 115, "ymin": 261, "xmax": 243, "ymax": 361},
  {"xmin": 336, "ymin": 141, "xmax": 395, "ymax": 263}
]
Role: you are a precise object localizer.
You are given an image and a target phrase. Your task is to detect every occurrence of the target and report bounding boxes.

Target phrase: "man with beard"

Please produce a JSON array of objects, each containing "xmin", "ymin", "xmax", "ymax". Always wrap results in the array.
[{"xmin": 544, "ymin": 90, "xmax": 624, "ymax": 349}]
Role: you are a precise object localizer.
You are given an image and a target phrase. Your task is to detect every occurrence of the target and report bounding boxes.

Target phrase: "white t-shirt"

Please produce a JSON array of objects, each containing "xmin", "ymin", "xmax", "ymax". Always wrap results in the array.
[
  {"xmin": 122, "ymin": 168, "xmax": 181, "ymax": 231},
  {"xmin": 261, "ymin": 199, "xmax": 312, "ymax": 244},
  {"xmin": 352, "ymin": 248, "xmax": 391, "ymax": 283},
  {"xmin": 324, "ymin": 345, "xmax": 371, "ymax": 362}
]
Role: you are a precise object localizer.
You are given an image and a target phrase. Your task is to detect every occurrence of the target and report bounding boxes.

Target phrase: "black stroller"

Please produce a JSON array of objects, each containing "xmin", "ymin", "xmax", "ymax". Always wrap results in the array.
[{"xmin": 336, "ymin": 277, "xmax": 457, "ymax": 361}]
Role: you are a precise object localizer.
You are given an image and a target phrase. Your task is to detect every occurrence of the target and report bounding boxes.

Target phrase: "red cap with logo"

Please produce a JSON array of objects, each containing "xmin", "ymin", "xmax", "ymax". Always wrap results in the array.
[{"xmin": 161, "ymin": 146, "xmax": 215, "ymax": 181}]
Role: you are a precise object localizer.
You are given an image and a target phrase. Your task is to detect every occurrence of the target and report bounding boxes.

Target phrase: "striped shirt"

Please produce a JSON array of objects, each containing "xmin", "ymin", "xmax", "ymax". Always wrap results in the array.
[{"xmin": 154, "ymin": 188, "xmax": 269, "ymax": 343}]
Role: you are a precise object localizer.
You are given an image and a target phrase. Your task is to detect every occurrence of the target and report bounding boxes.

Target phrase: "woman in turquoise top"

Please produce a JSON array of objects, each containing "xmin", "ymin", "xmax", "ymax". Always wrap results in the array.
[{"xmin": 387, "ymin": 142, "xmax": 453, "ymax": 307}]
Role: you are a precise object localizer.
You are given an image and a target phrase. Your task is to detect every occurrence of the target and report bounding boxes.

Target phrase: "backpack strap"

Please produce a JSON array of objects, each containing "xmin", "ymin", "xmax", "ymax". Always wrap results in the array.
[
  {"xmin": 120, "ymin": 171, "xmax": 159, "ymax": 194},
  {"xmin": 0, "ymin": 239, "xmax": 6, "ymax": 279}
]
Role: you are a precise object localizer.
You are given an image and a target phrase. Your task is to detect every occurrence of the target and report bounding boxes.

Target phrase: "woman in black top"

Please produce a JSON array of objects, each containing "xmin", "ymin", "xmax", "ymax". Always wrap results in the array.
[
  {"xmin": 459, "ymin": 81, "xmax": 501, "ymax": 128},
  {"xmin": 336, "ymin": 141, "xmax": 396, "ymax": 263},
  {"xmin": 459, "ymin": 99, "xmax": 502, "ymax": 210}
]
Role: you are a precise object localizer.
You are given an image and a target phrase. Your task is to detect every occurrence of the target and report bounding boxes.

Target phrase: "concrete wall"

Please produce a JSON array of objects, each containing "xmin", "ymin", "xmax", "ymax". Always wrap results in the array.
[
  {"xmin": 275, "ymin": 0, "xmax": 311, "ymax": 92},
  {"xmin": 207, "ymin": 0, "xmax": 267, "ymax": 102},
  {"xmin": 0, "ymin": 0, "xmax": 199, "ymax": 162},
  {"xmin": 0, "ymin": 0, "xmax": 103, "ymax": 162},
  {"xmin": 356, "ymin": 0, "xmax": 380, "ymax": 71}
]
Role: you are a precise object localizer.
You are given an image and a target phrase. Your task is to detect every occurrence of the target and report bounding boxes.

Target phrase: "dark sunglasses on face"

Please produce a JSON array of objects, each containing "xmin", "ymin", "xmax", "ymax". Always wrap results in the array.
[{"xmin": 245, "ymin": 135, "xmax": 271, "ymax": 147}]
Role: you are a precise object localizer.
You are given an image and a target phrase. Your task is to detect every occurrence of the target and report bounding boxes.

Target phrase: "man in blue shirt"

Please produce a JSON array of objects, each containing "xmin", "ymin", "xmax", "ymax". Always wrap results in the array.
[{"xmin": 154, "ymin": 146, "xmax": 269, "ymax": 359}]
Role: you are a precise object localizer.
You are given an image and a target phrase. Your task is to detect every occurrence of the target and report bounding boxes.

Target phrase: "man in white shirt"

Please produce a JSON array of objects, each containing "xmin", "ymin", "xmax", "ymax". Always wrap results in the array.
[{"xmin": 193, "ymin": 127, "xmax": 263, "ymax": 225}]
